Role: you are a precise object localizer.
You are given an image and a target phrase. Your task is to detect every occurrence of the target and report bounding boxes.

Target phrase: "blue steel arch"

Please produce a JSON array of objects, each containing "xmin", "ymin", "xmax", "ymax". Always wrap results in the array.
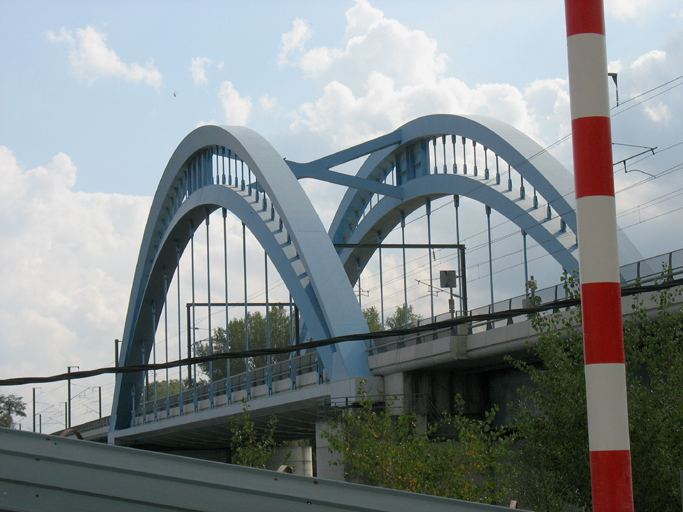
[
  {"xmin": 111, "ymin": 125, "xmax": 370, "ymax": 432},
  {"xmin": 112, "ymin": 115, "xmax": 642, "ymax": 433},
  {"xmin": 327, "ymin": 114, "xmax": 641, "ymax": 282}
]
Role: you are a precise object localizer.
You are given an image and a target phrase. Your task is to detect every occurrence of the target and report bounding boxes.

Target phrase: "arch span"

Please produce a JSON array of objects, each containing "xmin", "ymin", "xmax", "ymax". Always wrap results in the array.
[
  {"xmin": 111, "ymin": 126, "xmax": 370, "ymax": 431},
  {"xmin": 328, "ymin": 114, "xmax": 641, "ymax": 280},
  {"xmin": 111, "ymin": 115, "xmax": 643, "ymax": 433}
]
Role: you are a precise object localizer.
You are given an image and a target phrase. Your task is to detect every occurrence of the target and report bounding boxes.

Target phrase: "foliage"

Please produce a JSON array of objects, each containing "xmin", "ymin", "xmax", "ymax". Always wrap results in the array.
[
  {"xmin": 0, "ymin": 394, "xmax": 26, "ymax": 428},
  {"xmin": 385, "ymin": 304, "xmax": 422, "ymax": 330},
  {"xmin": 144, "ymin": 378, "xmax": 198, "ymax": 401},
  {"xmin": 363, "ymin": 306, "xmax": 382, "ymax": 332},
  {"xmin": 508, "ymin": 273, "xmax": 591, "ymax": 510},
  {"xmin": 320, "ymin": 387, "xmax": 516, "ymax": 504},
  {"xmin": 230, "ymin": 401, "xmax": 279, "ymax": 469},
  {"xmin": 624, "ymin": 281, "xmax": 683, "ymax": 510},
  {"xmin": 509, "ymin": 272, "xmax": 683, "ymax": 511},
  {"xmin": 197, "ymin": 306, "xmax": 292, "ymax": 379}
]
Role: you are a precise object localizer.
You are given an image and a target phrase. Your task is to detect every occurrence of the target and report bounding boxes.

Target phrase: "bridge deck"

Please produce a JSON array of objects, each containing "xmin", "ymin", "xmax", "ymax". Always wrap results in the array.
[{"xmin": 93, "ymin": 277, "xmax": 683, "ymax": 453}]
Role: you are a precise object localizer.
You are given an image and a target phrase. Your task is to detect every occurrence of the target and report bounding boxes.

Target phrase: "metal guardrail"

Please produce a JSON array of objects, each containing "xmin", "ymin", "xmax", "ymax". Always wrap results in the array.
[
  {"xmin": 418, "ymin": 248, "xmax": 683, "ymax": 331},
  {"xmin": 375, "ymin": 248, "xmax": 683, "ymax": 346},
  {"xmin": 2, "ymin": 428, "xmax": 520, "ymax": 512}
]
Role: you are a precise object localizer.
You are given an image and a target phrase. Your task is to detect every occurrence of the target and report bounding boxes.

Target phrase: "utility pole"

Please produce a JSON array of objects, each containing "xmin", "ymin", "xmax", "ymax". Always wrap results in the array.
[
  {"xmin": 67, "ymin": 366, "xmax": 79, "ymax": 428},
  {"xmin": 564, "ymin": 1, "xmax": 634, "ymax": 509}
]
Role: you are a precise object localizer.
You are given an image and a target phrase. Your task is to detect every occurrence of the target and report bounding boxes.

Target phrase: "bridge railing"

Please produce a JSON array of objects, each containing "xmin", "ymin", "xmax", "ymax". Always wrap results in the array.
[
  {"xmin": 619, "ymin": 248, "xmax": 683, "ymax": 286},
  {"xmin": 135, "ymin": 351, "xmax": 325, "ymax": 423},
  {"xmin": 375, "ymin": 248, "xmax": 683, "ymax": 346}
]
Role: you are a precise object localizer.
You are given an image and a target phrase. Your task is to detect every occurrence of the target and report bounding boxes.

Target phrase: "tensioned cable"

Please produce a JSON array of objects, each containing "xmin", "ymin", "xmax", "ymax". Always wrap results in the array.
[
  {"xmin": 611, "ymin": 74, "xmax": 683, "ymax": 115},
  {"xmin": 2, "ymin": 278, "xmax": 680, "ymax": 387}
]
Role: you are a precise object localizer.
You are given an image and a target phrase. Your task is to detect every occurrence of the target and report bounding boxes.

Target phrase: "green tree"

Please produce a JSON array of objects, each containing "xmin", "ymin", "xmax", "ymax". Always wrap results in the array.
[
  {"xmin": 509, "ymin": 273, "xmax": 683, "ymax": 511},
  {"xmin": 508, "ymin": 274, "xmax": 590, "ymax": 510},
  {"xmin": 0, "ymin": 394, "xmax": 26, "ymax": 428},
  {"xmin": 230, "ymin": 401, "xmax": 279, "ymax": 468},
  {"xmin": 197, "ymin": 306, "xmax": 292, "ymax": 380},
  {"xmin": 624, "ymin": 282, "xmax": 683, "ymax": 510},
  {"xmin": 321, "ymin": 388, "xmax": 516, "ymax": 504},
  {"xmin": 385, "ymin": 304, "xmax": 422, "ymax": 330},
  {"xmin": 144, "ymin": 378, "xmax": 191, "ymax": 401},
  {"xmin": 363, "ymin": 306, "xmax": 382, "ymax": 332}
]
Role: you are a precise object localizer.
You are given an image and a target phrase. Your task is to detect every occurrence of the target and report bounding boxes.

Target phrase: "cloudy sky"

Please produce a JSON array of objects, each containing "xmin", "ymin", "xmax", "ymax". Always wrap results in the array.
[{"xmin": 1, "ymin": 0, "xmax": 682, "ymax": 430}]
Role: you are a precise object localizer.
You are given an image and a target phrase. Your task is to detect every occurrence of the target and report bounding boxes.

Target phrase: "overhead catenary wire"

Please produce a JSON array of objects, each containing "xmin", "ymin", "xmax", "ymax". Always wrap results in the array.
[
  {"xmin": 182, "ymin": 73, "xmax": 683, "ymax": 324},
  {"xmin": 611, "ymin": 73, "xmax": 683, "ymax": 109},
  {"xmin": 611, "ymin": 74, "xmax": 683, "ymax": 116}
]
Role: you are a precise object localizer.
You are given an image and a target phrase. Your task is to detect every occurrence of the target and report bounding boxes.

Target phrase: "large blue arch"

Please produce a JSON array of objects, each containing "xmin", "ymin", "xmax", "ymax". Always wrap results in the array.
[{"xmin": 111, "ymin": 126, "xmax": 370, "ymax": 431}]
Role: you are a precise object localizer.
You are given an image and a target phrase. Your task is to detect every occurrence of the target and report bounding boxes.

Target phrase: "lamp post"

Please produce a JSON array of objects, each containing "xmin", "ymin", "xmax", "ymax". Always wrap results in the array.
[{"xmin": 97, "ymin": 386, "xmax": 102, "ymax": 419}]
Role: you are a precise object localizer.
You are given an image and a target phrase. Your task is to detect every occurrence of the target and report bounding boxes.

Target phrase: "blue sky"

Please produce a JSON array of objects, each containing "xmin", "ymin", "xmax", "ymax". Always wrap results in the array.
[{"xmin": 1, "ymin": 0, "xmax": 682, "ymax": 429}]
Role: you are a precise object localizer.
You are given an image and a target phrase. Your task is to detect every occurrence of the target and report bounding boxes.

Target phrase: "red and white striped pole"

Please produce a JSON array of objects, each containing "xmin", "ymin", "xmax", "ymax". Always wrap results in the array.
[{"xmin": 564, "ymin": 1, "xmax": 634, "ymax": 510}]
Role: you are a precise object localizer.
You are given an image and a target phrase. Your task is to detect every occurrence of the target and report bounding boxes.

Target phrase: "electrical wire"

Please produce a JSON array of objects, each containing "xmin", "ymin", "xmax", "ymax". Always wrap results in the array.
[
  {"xmin": 3, "ymin": 278, "xmax": 681, "ymax": 388},
  {"xmin": 611, "ymin": 74, "xmax": 683, "ymax": 115}
]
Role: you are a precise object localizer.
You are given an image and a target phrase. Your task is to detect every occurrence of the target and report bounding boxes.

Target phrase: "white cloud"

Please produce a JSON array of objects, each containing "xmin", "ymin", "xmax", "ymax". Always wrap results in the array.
[
  {"xmin": 605, "ymin": 0, "xmax": 683, "ymax": 21},
  {"xmin": 190, "ymin": 57, "xmax": 213, "ymax": 86},
  {"xmin": 218, "ymin": 81, "xmax": 252, "ymax": 125},
  {"xmin": 285, "ymin": 0, "xmax": 565, "ymax": 149},
  {"xmin": 47, "ymin": 26, "xmax": 162, "ymax": 89},
  {"xmin": 196, "ymin": 119, "xmax": 219, "ymax": 128},
  {"xmin": 643, "ymin": 102, "xmax": 673, "ymax": 123},
  {"xmin": 605, "ymin": 0, "xmax": 652, "ymax": 20},
  {"xmin": 282, "ymin": 0, "xmax": 447, "ymax": 95},
  {"xmin": 0, "ymin": 146, "xmax": 151, "ymax": 384},
  {"xmin": 259, "ymin": 94, "xmax": 278, "ymax": 112},
  {"xmin": 279, "ymin": 18, "xmax": 312, "ymax": 67},
  {"xmin": 632, "ymin": 49, "xmax": 667, "ymax": 68}
]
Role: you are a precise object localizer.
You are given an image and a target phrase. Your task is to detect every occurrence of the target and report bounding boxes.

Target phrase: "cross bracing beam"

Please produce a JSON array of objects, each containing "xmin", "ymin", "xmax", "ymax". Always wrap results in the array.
[
  {"xmin": 286, "ymin": 130, "xmax": 405, "ymax": 197},
  {"xmin": 287, "ymin": 131, "xmax": 402, "ymax": 177}
]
